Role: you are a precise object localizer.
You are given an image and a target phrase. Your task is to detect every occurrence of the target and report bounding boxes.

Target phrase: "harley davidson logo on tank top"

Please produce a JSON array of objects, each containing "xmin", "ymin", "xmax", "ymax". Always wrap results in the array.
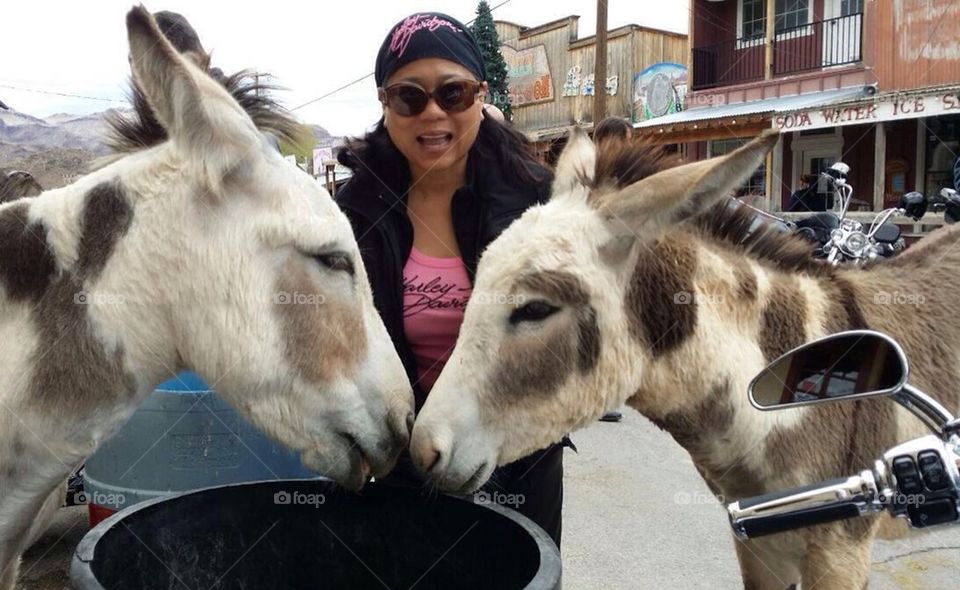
[{"xmin": 402, "ymin": 246, "xmax": 471, "ymax": 392}]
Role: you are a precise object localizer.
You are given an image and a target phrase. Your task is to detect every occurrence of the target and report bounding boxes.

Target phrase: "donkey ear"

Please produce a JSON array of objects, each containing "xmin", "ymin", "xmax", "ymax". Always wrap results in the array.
[
  {"xmin": 600, "ymin": 130, "xmax": 779, "ymax": 238},
  {"xmin": 551, "ymin": 127, "xmax": 596, "ymax": 197},
  {"xmin": 125, "ymin": 6, "xmax": 261, "ymax": 191}
]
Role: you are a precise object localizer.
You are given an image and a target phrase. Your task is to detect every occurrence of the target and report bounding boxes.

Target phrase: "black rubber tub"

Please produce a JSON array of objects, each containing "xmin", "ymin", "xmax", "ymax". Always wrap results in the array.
[{"xmin": 71, "ymin": 480, "xmax": 561, "ymax": 589}]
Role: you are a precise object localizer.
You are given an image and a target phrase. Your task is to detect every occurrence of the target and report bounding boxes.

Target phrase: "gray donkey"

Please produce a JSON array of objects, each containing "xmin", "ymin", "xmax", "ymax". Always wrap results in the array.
[
  {"xmin": 0, "ymin": 7, "xmax": 413, "ymax": 587},
  {"xmin": 412, "ymin": 129, "xmax": 960, "ymax": 588}
]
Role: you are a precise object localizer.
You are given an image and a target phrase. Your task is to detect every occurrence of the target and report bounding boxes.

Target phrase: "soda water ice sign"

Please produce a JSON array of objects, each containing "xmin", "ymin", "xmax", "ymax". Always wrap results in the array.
[
  {"xmin": 775, "ymin": 90, "xmax": 960, "ymax": 131},
  {"xmin": 633, "ymin": 62, "xmax": 688, "ymax": 123}
]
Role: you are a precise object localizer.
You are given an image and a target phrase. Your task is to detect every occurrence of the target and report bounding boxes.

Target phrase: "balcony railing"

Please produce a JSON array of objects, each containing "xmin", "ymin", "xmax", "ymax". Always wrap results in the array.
[
  {"xmin": 691, "ymin": 13, "xmax": 864, "ymax": 91},
  {"xmin": 692, "ymin": 37, "xmax": 765, "ymax": 91}
]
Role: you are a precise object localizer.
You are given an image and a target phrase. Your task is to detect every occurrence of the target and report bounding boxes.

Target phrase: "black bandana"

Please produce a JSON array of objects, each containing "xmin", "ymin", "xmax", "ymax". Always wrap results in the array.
[{"xmin": 375, "ymin": 13, "xmax": 486, "ymax": 87}]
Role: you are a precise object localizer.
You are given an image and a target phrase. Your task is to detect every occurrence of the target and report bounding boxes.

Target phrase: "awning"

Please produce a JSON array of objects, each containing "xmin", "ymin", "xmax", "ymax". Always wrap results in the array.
[
  {"xmin": 634, "ymin": 86, "xmax": 870, "ymax": 130},
  {"xmin": 525, "ymin": 124, "xmax": 583, "ymax": 143}
]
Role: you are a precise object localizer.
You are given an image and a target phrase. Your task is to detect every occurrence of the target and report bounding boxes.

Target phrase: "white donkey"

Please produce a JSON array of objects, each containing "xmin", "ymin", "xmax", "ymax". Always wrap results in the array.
[
  {"xmin": 0, "ymin": 7, "xmax": 413, "ymax": 587},
  {"xmin": 411, "ymin": 129, "xmax": 960, "ymax": 588}
]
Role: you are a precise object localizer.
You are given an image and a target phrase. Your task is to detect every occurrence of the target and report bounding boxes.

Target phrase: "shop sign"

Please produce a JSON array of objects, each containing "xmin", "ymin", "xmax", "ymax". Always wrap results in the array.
[{"xmin": 775, "ymin": 89, "xmax": 960, "ymax": 131}]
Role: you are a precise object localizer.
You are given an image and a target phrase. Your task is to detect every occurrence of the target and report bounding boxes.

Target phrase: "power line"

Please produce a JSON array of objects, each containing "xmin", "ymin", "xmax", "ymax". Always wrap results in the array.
[
  {"xmin": 0, "ymin": 83, "xmax": 125, "ymax": 104},
  {"xmin": 291, "ymin": 0, "xmax": 517, "ymax": 111},
  {"xmin": 3, "ymin": 0, "xmax": 520, "ymax": 113}
]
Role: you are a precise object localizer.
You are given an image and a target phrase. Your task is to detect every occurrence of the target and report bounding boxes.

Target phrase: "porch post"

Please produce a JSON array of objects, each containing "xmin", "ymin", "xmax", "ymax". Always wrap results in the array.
[
  {"xmin": 770, "ymin": 135, "xmax": 784, "ymax": 211},
  {"xmin": 915, "ymin": 120, "xmax": 926, "ymax": 193},
  {"xmin": 873, "ymin": 122, "xmax": 886, "ymax": 211},
  {"xmin": 765, "ymin": 0, "xmax": 775, "ymax": 80}
]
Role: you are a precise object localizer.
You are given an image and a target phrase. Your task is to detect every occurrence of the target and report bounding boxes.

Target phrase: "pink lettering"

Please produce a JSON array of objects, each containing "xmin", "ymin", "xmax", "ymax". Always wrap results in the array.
[{"xmin": 389, "ymin": 15, "xmax": 461, "ymax": 58}]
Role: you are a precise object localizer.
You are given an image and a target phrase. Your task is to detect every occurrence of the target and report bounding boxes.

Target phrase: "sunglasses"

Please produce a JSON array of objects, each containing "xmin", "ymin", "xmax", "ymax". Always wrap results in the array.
[{"xmin": 378, "ymin": 80, "xmax": 482, "ymax": 117}]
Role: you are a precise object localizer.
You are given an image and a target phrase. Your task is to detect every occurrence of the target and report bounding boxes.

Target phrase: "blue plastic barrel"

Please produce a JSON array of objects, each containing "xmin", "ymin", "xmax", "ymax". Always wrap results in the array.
[{"xmin": 83, "ymin": 372, "xmax": 323, "ymax": 525}]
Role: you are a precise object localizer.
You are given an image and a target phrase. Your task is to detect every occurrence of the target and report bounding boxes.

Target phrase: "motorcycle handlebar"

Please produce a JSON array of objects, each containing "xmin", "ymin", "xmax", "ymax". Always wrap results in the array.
[{"xmin": 728, "ymin": 472, "xmax": 879, "ymax": 539}]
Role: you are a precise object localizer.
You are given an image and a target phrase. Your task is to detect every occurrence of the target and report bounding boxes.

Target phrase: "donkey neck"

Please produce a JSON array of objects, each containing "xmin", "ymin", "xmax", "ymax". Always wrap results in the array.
[{"xmin": 3, "ymin": 165, "xmax": 183, "ymax": 402}]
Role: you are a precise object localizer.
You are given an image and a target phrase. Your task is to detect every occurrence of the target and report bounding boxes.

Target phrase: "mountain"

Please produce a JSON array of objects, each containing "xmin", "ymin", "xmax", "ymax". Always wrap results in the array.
[
  {"xmin": 0, "ymin": 103, "xmax": 112, "ymax": 155},
  {"xmin": 0, "ymin": 101, "xmax": 340, "ymax": 189}
]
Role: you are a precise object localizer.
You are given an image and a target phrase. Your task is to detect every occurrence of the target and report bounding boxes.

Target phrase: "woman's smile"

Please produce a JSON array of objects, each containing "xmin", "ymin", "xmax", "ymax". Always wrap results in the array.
[{"xmin": 416, "ymin": 131, "xmax": 455, "ymax": 152}]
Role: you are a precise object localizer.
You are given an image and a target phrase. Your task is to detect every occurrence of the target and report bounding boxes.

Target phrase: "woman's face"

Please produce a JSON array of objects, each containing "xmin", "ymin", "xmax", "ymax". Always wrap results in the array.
[{"xmin": 382, "ymin": 58, "xmax": 487, "ymax": 180}]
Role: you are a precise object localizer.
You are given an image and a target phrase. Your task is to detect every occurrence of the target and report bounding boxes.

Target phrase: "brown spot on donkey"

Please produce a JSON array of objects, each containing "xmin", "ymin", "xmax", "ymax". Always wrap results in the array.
[{"xmin": 411, "ymin": 128, "xmax": 960, "ymax": 588}]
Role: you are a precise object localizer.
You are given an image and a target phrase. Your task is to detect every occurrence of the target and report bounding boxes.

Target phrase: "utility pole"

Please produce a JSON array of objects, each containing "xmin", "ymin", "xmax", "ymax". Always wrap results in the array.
[{"xmin": 593, "ymin": 0, "xmax": 608, "ymax": 127}]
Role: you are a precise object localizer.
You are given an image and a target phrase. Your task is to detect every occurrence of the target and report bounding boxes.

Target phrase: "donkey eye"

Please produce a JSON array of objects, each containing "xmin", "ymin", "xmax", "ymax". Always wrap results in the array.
[
  {"xmin": 314, "ymin": 252, "xmax": 354, "ymax": 275},
  {"xmin": 509, "ymin": 300, "xmax": 560, "ymax": 325}
]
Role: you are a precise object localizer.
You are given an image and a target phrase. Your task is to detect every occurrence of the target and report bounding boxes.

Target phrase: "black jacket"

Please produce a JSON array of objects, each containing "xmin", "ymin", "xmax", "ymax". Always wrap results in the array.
[
  {"xmin": 336, "ymin": 147, "xmax": 552, "ymax": 410},
  {"xmin": 335, "ymin": 140, "xmax": 566, "ymax": 546}
]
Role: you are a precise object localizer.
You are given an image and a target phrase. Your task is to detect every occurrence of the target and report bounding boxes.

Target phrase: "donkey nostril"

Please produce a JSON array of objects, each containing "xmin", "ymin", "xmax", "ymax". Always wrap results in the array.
[
  {"xmin": 420, "ymin": 445, "xmax": 441, "ymax": 474},
  {"xmin": 405, "ymin": 412, "xmax": 415, "ymax": 435}
]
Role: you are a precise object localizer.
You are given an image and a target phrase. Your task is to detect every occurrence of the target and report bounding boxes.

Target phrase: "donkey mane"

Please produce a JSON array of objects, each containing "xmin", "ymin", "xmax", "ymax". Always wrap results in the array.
[
  {"xmin": 691, "ymin": 202, "xmax": 832, "ymax": 275},
  {"xmin": 105, "ymin": 69, "xmax": 303, "ymax": 154},
  {"xmin": 591, "ymin": 139, "xmax": 677, "ymax": 191},
  {"xmin": 591, "ymin": 138, "xmax": 830, "ymax": 276}
]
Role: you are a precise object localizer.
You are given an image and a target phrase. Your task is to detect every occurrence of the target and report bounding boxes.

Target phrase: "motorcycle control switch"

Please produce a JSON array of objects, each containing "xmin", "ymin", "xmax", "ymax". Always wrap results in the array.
[{"xmin": 893, "ymin": 456, "xmax": 924, "ymax": 495}]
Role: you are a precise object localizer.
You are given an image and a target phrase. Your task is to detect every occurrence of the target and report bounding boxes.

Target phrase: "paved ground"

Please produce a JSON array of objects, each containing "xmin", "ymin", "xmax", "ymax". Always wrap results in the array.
[
  {"xmin": 561, "ymin": 407, "xmax": 960, "ymax": 589},
  {"xmin": 17, "ymin": 406, "xmax": 960, "ymax": 589}
]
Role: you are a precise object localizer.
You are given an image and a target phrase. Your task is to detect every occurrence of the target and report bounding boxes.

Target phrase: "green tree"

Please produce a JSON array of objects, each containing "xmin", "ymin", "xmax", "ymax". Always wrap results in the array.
[
  {"xmin": 471, "ymin": 0, "xmax": 512, "ymax": 121},
  {"xmin": 277, "ymin": 124, "xmax": 317, "ymax": 171}
]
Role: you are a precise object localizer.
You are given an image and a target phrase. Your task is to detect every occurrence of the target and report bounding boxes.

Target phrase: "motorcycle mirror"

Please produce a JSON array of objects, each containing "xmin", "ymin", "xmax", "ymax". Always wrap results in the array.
[
  {"xmin": 749, "ymin": 330, "xmax": 908, "ymax": 410},
  {"xmin": 898, "ymin": 191, "xmax": 928, "ymax": 221}
]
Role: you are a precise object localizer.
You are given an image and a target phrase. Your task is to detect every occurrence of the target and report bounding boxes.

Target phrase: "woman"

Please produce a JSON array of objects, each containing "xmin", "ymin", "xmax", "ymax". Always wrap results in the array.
[{"xmin": 336, "ymin": 12, "xmax": 566, "ymax": 546}]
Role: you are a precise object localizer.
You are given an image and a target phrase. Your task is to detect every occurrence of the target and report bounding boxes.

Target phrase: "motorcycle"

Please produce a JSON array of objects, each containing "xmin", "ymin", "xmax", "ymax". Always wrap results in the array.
[
  {"xmin": 740, "ymin": 162, "xmax": 929, "ymax": 265},
  {"xmin": 935, "ymin": 186, "xmax": 960, "ymax": 224},
  {"xmin": 728, "ymin": 330, "xmax": 959, "ymax": 538}
]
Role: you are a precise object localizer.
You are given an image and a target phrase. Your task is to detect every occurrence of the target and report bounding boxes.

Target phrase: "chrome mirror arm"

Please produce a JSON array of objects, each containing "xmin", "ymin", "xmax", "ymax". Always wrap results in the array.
[{"xmin": 892, "ymin": 384, "xmax": 957, "ymax": 437}]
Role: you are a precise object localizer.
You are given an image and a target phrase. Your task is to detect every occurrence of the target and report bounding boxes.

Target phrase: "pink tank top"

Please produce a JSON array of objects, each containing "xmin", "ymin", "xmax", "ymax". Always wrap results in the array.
[{"xmin": 402, "ymin": 246, "xmax": 472, "ymax": 392}]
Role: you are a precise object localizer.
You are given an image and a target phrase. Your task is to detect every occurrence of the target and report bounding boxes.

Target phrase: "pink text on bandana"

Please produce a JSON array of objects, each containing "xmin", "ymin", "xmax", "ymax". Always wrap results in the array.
[{"xmin": 389, "ymin": 14, "xmax": 461, "ymax": 58}]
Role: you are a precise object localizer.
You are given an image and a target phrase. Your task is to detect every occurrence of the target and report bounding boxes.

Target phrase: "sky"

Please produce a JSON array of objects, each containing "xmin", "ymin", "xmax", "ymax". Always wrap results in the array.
[{"xmin": 1, "ymin": 1, "xmax": 688, "ymax": 136}]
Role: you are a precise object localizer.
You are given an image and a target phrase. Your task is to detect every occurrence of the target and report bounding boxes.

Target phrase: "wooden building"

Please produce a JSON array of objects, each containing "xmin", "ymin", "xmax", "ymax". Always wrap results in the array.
[
  {"xmin": 638, "ymin": 0, "xmax": 960, "ymax": 221},
  {"xmin": 494, "ymin": 16, "xmax": 687, "ymax": 156}
]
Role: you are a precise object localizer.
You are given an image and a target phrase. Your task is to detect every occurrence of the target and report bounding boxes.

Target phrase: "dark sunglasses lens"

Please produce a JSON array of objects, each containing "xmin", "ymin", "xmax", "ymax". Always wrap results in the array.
[
  {"xmin": 390, "ymin": 86, "xmax": 429, "ymax": 116},
  {"xmin": 436, "ymin": 82, "xmax": 473, "ymax": 112}
]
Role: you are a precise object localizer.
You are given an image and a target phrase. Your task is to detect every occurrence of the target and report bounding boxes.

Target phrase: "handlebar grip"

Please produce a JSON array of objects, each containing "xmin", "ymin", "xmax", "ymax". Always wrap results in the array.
[
  {"xmin": 729, "ymin": 474, "xmax": 877, "ymax": 539},
  {"xmin": 738, "ymin": 502, "xmax": 863, "ymax": 538},
  {"xmin": 737, "ymin": 478, "xmax": 852, "ymax": 510}
]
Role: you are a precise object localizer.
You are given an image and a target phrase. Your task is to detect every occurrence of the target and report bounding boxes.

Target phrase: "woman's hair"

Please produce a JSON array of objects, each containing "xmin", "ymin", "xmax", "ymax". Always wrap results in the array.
[{"xmin": 338, "ymin": 111, "xmax": 549, "ymax": 195}]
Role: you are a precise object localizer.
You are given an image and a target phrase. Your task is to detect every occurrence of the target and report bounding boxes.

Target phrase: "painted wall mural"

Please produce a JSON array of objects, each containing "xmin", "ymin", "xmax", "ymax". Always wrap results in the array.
[{"xmin": 633, "ymin": 62, "xmax": 688, "ymax": 122}]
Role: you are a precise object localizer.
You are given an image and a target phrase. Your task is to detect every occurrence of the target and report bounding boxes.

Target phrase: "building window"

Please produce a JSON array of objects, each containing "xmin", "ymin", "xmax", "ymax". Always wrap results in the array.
[
  {"xmin": 775, "ymin": 0, "xmax": 811, "ymax": 33},
  {"xmin": 740, "ymin": 0, "xmax": 766, "ymax": 40},
  {"xmin": 924, "ymin": 114, "xmax": 960, "ymax": 197},
  {"xmin": 710, "ymin": 138, "xmax": 767, "ymax": 198},
  {"xmin": 739, "ymin": 0, "xmax": 814, "ymax": 40},
  {"xmin": 841, "ymin": 0, "xmax": 864, "ymax": 15}
]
